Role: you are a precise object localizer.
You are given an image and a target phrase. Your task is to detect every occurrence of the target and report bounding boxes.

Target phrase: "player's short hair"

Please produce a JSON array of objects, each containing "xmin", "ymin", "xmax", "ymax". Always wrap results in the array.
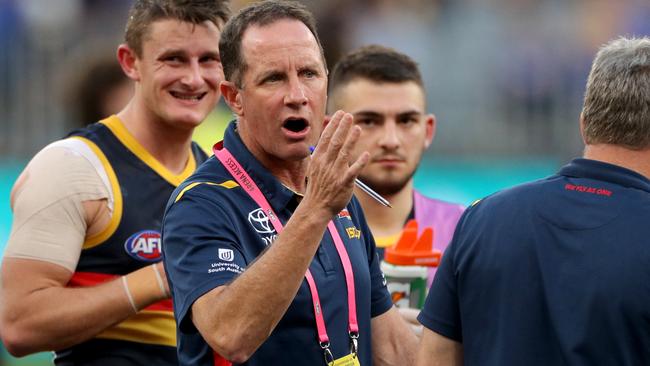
[
  {"xmin": 330, "ymin": 44, "xmax": 423, "ymax": 89},
  {"xmin": 328, "ymin": 45, "xmax": 424, "ymax": 111},
  {"xmin": 125, "ymin": 0, "xmax": 231, "ymax": 57}
]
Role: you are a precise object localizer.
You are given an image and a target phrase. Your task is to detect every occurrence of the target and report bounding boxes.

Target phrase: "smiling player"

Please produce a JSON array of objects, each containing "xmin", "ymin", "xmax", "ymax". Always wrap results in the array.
[{"xmin": 0, "ymin": 1, "xmax": 230, "ymax": 365}]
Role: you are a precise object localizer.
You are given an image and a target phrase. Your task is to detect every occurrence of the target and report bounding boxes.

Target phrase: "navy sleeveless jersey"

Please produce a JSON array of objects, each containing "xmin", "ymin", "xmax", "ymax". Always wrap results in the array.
[{"xmin": 55, "ymin": 115, "xmax": 207, "ymax": 366}]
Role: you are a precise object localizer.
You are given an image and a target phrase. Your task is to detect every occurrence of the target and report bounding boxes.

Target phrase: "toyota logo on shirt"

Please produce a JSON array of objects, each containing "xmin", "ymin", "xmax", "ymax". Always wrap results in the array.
[{"xmin": 248, "ymin": 208, "xmax": 276, "ymax": 234}]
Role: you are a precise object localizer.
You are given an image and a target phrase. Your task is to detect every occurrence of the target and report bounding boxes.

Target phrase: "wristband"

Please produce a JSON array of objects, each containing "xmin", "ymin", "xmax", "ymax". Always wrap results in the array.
[
  {"xmin": 152, "ymin": 264, "xmax": 170, "ymax": 298},
  {"xmin": 121, "ymin": 276, "xmax": 138, "ymax": 313}
]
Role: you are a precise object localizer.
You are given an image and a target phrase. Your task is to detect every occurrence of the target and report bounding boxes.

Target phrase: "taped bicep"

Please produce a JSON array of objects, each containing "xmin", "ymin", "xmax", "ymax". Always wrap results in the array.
[{"xmin": 5, "ymin": 140, "xmax": 111, "ymax": 272}]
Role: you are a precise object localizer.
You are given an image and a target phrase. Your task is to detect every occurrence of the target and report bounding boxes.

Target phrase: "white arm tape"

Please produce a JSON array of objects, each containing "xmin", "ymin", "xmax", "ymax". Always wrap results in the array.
[{"xmin": 4, "ymin": 139, "xmax": 112, "ymax": 272}]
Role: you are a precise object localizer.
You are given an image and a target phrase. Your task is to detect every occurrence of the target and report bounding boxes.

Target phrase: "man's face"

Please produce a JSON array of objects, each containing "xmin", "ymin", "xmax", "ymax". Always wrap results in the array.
[
  {"xmin": 234, "ymin": 19, "xmax": 328, "ymax": 164},
  {"xmin": 333, "ymin": 79, "xmax": 434, "ymax": 196},
  {"xmin": 135, "ymin": 19, "xmax": 223, "ymax": 131}
]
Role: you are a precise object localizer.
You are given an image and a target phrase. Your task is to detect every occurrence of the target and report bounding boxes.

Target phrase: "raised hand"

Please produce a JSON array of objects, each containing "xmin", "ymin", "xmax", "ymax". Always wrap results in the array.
[{"xmin": 304, "ymin": 110, "xmax": 370, "ymax": 217}]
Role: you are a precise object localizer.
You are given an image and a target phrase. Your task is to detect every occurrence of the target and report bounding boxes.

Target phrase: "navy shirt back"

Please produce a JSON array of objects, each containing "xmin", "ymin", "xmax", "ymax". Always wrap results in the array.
[{"xmin": 419, "ymin": 159, "xmax": 650, "ymax": 366}]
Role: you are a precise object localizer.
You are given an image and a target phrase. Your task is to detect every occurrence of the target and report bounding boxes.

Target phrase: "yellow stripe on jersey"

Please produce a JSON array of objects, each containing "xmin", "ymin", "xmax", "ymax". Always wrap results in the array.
[
  {"xmin": 174, "ymin": 180, "xmax": 239, "ymax": 203},
  {"xmin": 95, "ymin": 309, "xmax": 176, "ymax": 347},
  {"xmin": 101, "ymin": 115, "xmax": 196, "ymax": 187},
  {"xmin": 215, "ymin": 180, "xmax": 239, "ymax": 189},
  {"xmin": 70, "ymin": 136, "xmax": 124, "ymax": 250}
]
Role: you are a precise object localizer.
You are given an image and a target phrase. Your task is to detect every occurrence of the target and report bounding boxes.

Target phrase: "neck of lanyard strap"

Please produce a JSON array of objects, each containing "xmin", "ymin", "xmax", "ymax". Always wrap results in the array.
[{"xmin": 213, "ymin": 144, "xmax": 359, "ymax": 361}]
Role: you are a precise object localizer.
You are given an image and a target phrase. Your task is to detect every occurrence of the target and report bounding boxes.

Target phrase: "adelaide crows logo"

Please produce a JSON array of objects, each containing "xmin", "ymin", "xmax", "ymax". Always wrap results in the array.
[{"xmin": 124, "ymin": 230, "xmax": 162, "ymax": 262}]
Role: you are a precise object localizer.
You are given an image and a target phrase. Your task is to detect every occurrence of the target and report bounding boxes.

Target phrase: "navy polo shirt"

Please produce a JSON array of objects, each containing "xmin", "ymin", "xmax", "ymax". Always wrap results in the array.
[
  {"xmin": 419, "ymin": 158, "xmax": 650, "ymax": 365},
  {"xmin": 162, "ymin": 122, "xmax": 392, "ymax": 366}
]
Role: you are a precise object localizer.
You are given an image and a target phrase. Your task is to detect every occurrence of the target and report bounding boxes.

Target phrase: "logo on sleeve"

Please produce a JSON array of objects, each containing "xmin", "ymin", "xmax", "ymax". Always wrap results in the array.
[
  {"xmin": 338, "ymin": 209, "xmax": 352, "ymax": 220},
  {"xmin": 124, "ymin": 230, "xmax": 162, "ymax": 262},
  {"xmin": 346, "ymin": 227, "xmax": 361, "ymax": 239},
  {"xmin": 218, "ymin": 248, "xmax": 234, "ymax": 262}
]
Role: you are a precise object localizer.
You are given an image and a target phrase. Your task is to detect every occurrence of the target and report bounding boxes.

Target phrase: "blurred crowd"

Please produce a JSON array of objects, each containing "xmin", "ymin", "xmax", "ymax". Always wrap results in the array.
[{"xmin": 1, "ymin": 0, "xmax": 649, "ymax": 160}]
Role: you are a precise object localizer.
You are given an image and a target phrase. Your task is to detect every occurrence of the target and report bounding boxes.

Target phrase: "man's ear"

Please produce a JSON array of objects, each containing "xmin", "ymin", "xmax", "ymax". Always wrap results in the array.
[
  {"xmin": 117, "ymin": 44, "xmax": 140, "ymax": 82},
  {"xmin": 221, "ymin": 81, "xmax": 243, "ymax": 116},
  {"xmin": 424, "ymin": 113, "xmax": 436, "ymax": 149}
]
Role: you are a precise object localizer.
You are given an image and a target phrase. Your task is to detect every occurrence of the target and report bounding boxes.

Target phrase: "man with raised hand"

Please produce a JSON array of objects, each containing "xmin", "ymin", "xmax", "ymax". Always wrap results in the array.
[{"xmin": 162, "ymin": 1, "xmax": 417, "ymax": 365}]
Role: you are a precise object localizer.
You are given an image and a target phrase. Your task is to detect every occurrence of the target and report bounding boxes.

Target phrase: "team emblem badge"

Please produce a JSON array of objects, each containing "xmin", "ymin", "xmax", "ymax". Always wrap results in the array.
[
  {"xmin": 124, "ymin": 230, "xmax": 162, "ymax": 262},
  {"xmin": 218, "ymin": 248, "xmax": 234, "ymax": 262},
  {"xmin": 338, "ymin": 209, "xmax": 352, "ymax": 220}
]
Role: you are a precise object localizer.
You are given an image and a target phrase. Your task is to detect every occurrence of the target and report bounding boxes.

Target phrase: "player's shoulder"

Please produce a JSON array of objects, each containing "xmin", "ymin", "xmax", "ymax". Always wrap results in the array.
[
  {"xmin": 414, "ymin": 190, "xmax": 465, "ymax": 211},
  {"xmin": 169, "ymin": 156, "xmax": 241, "ymax": 205},
  {"xmin": 21, "ymin": 137, "xmax": 104, "ymax": 183},
  {"xmin": 172, "ymin": 179, "xmax": 241, "ymax": 204},
  {"xmin": 465, "ymin": 176, "xmax": 553, "ymax": 217},
  {"xmin": 33, "ymin": 137, "xmax": 96, "ymax": 160},
  {"xmin": 11, "ymin": 137, "xmax": 110, "ymax": 210}
]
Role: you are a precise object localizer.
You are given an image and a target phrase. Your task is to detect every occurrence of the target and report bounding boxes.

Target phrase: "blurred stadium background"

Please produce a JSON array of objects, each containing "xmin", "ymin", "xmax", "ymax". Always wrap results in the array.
[{"xmin": 1, "ymin": 0, "xmax": 649, "ymax": 364}]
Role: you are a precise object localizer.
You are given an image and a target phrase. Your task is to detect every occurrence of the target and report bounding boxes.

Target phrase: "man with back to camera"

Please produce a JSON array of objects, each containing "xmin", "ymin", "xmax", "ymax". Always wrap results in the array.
[
  {"xmin": 0, "ymin": 1, "xmax": 230, "ymax": 364},
  {"xmin": 416, "ymin": 36, "xmax": 650, "ymax": 366},
  {"xmin": 161, "ymin": 1, "xmax": 418, "ymax": 365},
  {"xmin": 328, "ymin": 45, "xmax": 465, "ymax": 325}
]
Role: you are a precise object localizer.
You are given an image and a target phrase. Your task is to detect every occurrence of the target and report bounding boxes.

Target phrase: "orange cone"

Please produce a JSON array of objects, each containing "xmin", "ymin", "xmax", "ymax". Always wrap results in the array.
[{"xmin": 384, "ymin": 219, "xmax": 441, "ymax": 267}]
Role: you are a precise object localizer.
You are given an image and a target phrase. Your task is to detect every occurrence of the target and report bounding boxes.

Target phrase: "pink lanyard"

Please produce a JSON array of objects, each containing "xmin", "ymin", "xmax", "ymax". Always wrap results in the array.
[{"xmin": 214, "ymin": 143, "xmax": 359, "ymax": 363}]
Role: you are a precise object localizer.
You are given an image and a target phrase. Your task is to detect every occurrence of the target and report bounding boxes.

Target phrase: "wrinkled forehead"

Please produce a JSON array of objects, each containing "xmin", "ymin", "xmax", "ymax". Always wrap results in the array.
[{"xmin": 240, "ymin": 19, "xmax": 325, "ymax": 70}]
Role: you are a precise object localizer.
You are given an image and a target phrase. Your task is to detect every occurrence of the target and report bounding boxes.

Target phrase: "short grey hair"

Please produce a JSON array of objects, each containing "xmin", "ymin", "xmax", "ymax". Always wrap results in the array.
[{"xmin": 582, "ymin": 37, "xmax": 650, "ymax": 149}]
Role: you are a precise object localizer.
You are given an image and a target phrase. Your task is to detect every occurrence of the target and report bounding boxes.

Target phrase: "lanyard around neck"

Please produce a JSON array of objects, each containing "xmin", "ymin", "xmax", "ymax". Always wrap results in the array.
[{"xmin": 213, "ymin": 143, "xmax": 359, "ymax": 362}]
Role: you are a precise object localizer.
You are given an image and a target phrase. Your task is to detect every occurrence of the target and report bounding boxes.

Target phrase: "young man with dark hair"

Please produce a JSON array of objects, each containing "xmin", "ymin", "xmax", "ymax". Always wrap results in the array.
[
  {"xmin": 162, "ymin": 1, "xmax": 417, "ymax": 365},
  {"xmin": 0, "ymin": 1, "xmax": 230, "ymax": 365},
  {"xmin": 328, "ymin": 44, "xmax": 464, "ymax": 284},
  {"xmin": 328, "ymin": 44, "xmax": 465, "ymax": 331}
]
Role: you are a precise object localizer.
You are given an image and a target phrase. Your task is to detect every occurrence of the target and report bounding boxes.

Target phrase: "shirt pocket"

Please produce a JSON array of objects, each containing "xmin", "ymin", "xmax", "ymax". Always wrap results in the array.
[{"xmin": 315, "ymin": 243, "xmax": 335, "ymax": 275}]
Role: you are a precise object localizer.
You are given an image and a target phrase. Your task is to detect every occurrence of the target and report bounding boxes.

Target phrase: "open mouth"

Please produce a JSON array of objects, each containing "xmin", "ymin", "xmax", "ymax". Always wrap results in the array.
[
  {"xmin": 283, "ymin": 117, "xmax": 309, "ymax": 133},
  {"xmin": 169, "ymin": 91, "xmax": 207, "ymax": 101}
]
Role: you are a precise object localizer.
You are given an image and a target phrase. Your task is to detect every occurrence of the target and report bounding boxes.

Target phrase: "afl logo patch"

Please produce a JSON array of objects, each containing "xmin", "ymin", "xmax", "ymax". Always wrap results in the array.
[{"xmin": 124, "ymin": 230, "xmax": 162, "ymax": 262}]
